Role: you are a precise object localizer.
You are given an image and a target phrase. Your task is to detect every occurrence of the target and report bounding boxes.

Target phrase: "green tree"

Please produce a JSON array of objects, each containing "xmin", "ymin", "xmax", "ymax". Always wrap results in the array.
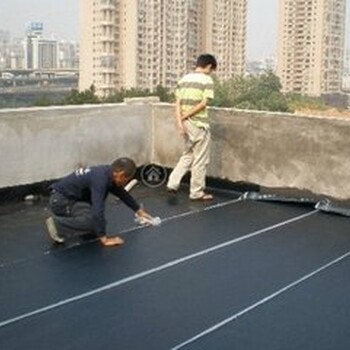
[
  {"xmin": 30, "ymin": 74, "xmax": 333, "ymax": 114},
  {"xmin": 103, "ymin": 87, "xmax": 150, "ymax": 103},
  {"xmin": 213, "ymin": 71, "xmax": 290, "ymax": 112},
  {"xmin": 286, "ymin": 93, "xmax": 327, "ymax": 112},
  {"xmin": 64, "ymin": 85, "xmax": 100, "ymax": 105},
  {"xmin": 33, "ymin": 95, "xmax": 56, "ymax": 107},
  {"xmin": 154, "ymin": 85, "xmax": 175, "ymax": 102}
]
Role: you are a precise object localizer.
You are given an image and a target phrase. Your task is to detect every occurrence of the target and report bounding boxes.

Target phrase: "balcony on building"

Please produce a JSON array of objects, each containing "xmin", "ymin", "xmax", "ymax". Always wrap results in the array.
[{"xmin": 100, "ymin": 0, "xmax": 116, "ymax": 11}]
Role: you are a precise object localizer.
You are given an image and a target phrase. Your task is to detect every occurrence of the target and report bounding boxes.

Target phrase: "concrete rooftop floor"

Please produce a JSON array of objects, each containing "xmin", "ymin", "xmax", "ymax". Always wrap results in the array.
[{"xmin": 0, "ymin": 184, "xmax": 350, "ymax": 349}]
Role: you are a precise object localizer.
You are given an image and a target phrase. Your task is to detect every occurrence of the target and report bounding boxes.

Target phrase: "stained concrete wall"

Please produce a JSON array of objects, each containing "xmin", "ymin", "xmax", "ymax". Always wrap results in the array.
[
  {"xmin": 0, "ymin": 104, "xmax": 151, "ymax": 187},
  {"xmin": 152, "ymin": 104, "xmax": 350, "ymax": 200},
  {"xmin": 1, "ymin": 102, "xmax": 350, "ymax": 199}
]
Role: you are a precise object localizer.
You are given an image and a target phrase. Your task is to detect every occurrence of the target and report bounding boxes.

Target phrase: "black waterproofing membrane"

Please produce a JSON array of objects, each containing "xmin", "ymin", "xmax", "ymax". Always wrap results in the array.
[{"xmin": 243, "ymin": 189, "xmax": 350, "ymax": 217}]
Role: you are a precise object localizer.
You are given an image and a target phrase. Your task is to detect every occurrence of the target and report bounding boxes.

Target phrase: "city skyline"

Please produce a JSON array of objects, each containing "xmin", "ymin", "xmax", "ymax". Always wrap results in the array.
[
  {"xmin": 0, "ymin": 0, "xmax": 349, "ymax": 61},
  {"xmin": 80, "ymin": 0, "xmax": 247, "ymax": 96},
  {"xmin": 1, "ymin": 0, "xmax": 349, "ymax": 61}
]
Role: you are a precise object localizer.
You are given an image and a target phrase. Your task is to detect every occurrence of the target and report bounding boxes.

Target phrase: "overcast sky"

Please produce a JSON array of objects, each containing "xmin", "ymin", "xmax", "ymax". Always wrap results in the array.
[
  {"xmin": 0, "ymin": 0, "xmax": 79, "ymax": 41},
  {"xmin": 0, "ymin": 0, "xmax": 349, "ymax": 61}
]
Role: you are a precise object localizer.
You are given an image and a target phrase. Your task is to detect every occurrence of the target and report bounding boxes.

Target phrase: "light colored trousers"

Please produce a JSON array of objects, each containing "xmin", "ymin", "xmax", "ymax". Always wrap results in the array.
[{"xmin": 167, "ymin": 120, "xmax": 211, "ymax": 199}]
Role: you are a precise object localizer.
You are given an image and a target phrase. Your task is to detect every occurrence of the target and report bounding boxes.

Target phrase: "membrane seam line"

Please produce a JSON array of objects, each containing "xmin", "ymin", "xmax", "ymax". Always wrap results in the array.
[
  {"xmin": 0, "ymin": 209, "xmax": 317, "ymax": 329},
  {"xmin": 121, "ymin": 197, "xmax": 242, "ymax": 234},
  {"xmin": 0, "ymin": 198, "xmax": 241, "ymax": 269},
  {"xmin": 171, "ymin": 248, "xmax": 350, "ymax": 350}
]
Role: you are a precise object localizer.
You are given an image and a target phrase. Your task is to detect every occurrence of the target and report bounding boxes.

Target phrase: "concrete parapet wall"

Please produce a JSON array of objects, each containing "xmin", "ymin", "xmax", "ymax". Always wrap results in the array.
[
  {"xmin": 152, "ymin": 104, "xmax": 350, "ymax": 200},
  {"xmin": 1, "ymin": 102, "xmax": 349, "ymax": 199},
  {"xmin": 0, "ymin": 104, "xmax": 151, "ymax": 187}
]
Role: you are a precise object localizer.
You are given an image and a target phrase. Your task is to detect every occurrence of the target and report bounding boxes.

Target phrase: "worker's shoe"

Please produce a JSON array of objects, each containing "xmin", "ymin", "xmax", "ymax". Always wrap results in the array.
[
  {"xmin": 45, "ymin": 217, "xmax": 65, "ymax": 243},
  {"xmin": 190, "ymin": 193, "xmax": 213, "ymax": 201},
  {"xmin": 166, "ymin": 187, "xmax": 178, "ymax": 205}
]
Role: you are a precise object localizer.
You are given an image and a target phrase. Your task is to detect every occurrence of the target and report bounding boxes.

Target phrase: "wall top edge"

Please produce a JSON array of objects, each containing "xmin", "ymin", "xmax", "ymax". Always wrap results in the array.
[
  {"xmin": 0, "ymin": 103, "xmax": 128, "ymax": 114},
  {"xmin": 0, "ymin": 102, "xmax": 349, "ymax": 123},
  {"xmin": 209, "ymin": 106, "xmax": 350, "ymax": 123}
]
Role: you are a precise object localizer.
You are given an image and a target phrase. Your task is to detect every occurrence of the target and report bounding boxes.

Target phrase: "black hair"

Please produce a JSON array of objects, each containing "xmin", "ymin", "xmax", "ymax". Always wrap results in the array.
[
  {"xmin": 111, "ymin": 157, "xmax": 137, "ymax": 177},
  {"xmin": 196, "ymin": 54, "xmax": 217, "ymax": 70}
]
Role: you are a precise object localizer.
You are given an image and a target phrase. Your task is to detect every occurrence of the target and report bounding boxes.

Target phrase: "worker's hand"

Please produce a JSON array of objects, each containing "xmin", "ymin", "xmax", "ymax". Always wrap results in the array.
[
  {"xmin": 135, "ymin": 209, "xmax": 161, "ymax": 226},
  {"xmin": 177, "ymin": 119, "xmax": 187, "ymax": 136},
  {"xmin": 99, "ymin": 236, "xmax": 124, "ymax": 247}
]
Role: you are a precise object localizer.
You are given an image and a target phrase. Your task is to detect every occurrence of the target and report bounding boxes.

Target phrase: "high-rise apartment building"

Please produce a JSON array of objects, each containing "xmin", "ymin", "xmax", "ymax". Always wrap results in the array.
[
  {"xmin": 0, "ymin": 30, "xmax": 10, "ymax": 70},
  {"xmin": 277, "ymin": 0, "xmax": 347, "ymax": 97},
  {"xmin": 344, "ymin": 49, "xmax": 350, "ymax": 75},
  {"xmin": 8, "ymin": 38, "xmax": 25, "ymax": 69},
  {"xmin": 25, "ymin": 22, "xmax": 59, "ymax": 70},
  {"xmin": 0, "ymin": 31, "xmax": 25, "ymax": 70},
  {"xmin": 59, "ymin": 41, "xmax": 79, "ymax": 69},
  {"xmin": 80, "ymin": 0, "xmax": 247, "ymax": 97},
  {"xmin": 343, "ymin": 49, "xmax": 350, "ymax": 92}
]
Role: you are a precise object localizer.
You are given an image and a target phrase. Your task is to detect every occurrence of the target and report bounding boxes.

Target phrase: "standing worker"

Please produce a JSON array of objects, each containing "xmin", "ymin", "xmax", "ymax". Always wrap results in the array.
[
  {"xmin": 167, "ymin": 54, "xmax": 217, "ymax": 200},
  {"xmin": 46, "ymin": 157, "xmax": 157, "ymax": 247}
]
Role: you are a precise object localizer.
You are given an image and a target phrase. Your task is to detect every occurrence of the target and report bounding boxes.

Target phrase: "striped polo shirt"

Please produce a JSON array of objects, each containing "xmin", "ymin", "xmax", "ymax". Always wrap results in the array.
[{"xmin": 176, "ymin": 72, "xmax": 214, "ymax": 129}]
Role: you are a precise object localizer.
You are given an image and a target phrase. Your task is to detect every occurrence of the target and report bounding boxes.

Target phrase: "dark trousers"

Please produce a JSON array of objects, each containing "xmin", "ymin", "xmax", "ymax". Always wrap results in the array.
[{"xmin": 49, "ymin": 191, "xmax": 95, "ymax": 239}]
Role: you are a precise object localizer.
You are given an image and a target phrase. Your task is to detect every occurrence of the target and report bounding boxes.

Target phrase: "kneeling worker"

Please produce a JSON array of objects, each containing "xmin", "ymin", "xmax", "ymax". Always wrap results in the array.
[{"xmin": 45, "ymin": 157, "xmax": 157, "ymax": 247}]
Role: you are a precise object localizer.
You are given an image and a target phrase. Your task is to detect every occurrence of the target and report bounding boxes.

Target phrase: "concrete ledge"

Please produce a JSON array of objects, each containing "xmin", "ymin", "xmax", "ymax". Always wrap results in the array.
[
  {"xmin": 0, "ymin": 104, "xmax": 151, "ymax": 187},
  {"xmin": 152, "ymin": 105, "xmax": 350, "ymax": 200}
]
